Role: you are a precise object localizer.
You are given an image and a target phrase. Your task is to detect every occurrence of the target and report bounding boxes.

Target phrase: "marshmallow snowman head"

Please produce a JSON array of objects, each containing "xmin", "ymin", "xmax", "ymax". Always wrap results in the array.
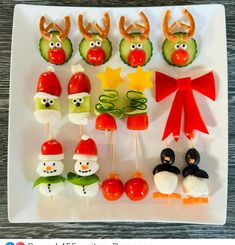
[
  {"xmin": 73, "ymin": 135, "xmax": 99, "ymax": 176},
  {"xmin": 36, "ymin": 139, "xmax": 64, "ymax": 177}
]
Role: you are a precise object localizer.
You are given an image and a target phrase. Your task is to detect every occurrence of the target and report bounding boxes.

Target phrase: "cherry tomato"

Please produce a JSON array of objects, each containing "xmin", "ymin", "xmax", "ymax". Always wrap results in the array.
[
  {"xmin": 128, "ymin": 49, "xmax": 146, "ymax": 67},
  {"xmin": 41, "ymin": 140, "xmax": 62, "ymax": 155},
  {"xmin": 96, "ymin": 113, "xmax": 117, "ymax": 131},
  {"xmin": 171, "ymin": 49, "xmax": 189, "ymax": 66},
  {"xmin": 125, "ymin": 172, "xmax": 149, "ymax": 201},
  {"xmin": 102, "ymin": 174, "xmax": 124, "ymax": 201},
  {"xmin": 127, "ymin": 114, "xmax": 148, "ymax": 130},
  {"xmin": 37, "ymin": 71, "xmax": 62, "ymax": 96},
  {"xmin": 68, "ymin": 72, "xmax": 91, "ymax": 94},
  {"xmin": 87, "ymin": 48, "xmax": 106, "ymax": 66},
  {"xmin": 48, "ymin": 48, "xmax": 66, "ymax": 65}
]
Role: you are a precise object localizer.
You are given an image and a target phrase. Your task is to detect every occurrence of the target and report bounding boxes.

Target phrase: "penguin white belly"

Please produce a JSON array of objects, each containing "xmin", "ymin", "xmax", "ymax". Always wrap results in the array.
[
  {"xmin": 154, "ymin": 171, "xmax": 178, "ymax": 194},
  {"xmin": 34, "ymin": 110, "xmax": 61, "ymax": 124},
  {"xmin": 68, "ymin": 112, "xmax": 90, "ymax": 125},
  {"xmin": 183, "ymin": 175, "xmax": 209, "ymax": 197},
  {"xmin": 74, "ymin": 183, "xmax": 99, "ymax": 197},
  {"xmin": 38, "ymin": 182, "xmax": 64, "ymax": 196}
]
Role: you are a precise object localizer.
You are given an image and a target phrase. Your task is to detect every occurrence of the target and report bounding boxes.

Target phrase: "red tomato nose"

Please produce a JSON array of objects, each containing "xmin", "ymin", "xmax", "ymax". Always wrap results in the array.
[
  {"xmin": 48, "ymin": 48, "xmax": 66, "ymax": 65},
  {"xmin": 128, "ymin": 49, "xmax": 146, "ymax": 67},
  {"xmin": 87, "ymin": 47, "xmax": 106, "ymax": 66},
  {"xmin": 171, "ymin": 49, "xmax": 189, "ymax": 66}
]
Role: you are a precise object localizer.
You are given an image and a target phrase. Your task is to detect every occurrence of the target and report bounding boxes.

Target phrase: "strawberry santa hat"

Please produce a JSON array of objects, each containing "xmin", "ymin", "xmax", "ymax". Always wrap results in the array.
[
  {"xmin": 68, "ymin": 64, "xmax": 91, "ymax": 99},
  {"xmin": 73, "ymin": 135, "xmax": 98, "ymax": 161},
  {"xmin": 39, "ymin": 139, "xmax": 64, "ymax": 161},
  {"xmin": 34, "ymin": 67, "xmax": 62, "ymax": 100}
]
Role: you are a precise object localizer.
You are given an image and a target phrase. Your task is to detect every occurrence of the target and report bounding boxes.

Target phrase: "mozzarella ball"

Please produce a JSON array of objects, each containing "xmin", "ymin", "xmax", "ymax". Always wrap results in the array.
[
  {"xmin": 182, "ymin": 175, "xmax": 209, "ymax": 197},
  {"xmin": 154, "ymin": 171, "xmax": 178, "ymax": 194},
  {"xmin": 38, "ymin": 182, "xmax": 64, "ymax": 196},
  {"xmin": 68, "ymin": 113, "xmax": 90, "ymax": 125},
  {"xmin": 74, "ymin": 183, "xmax": 99, "ymax": 197},
  {"xmin": 74, "ymin": 159, "xmax": 99, "ymax": 176},
  {"xmin": 34, "ymin": 110, "xmax": 61, "ymax": 124},
  {"xmin": 36, "ymin": 160, "xmax": 64, "ymax": 177}
]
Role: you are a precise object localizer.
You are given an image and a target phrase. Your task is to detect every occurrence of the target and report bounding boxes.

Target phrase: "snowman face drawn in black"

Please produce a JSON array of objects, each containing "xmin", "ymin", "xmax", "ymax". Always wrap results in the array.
[
  {"xmin": 74, "ymin": 159, "xmax": 99, "ymax": 176},
  {"xmin": 36, "ymin": 160, "xmax": 64, "ymax": 177}
]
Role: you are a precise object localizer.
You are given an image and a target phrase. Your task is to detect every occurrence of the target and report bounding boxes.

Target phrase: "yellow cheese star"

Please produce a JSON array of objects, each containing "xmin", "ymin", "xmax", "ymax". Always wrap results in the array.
[
  {"xmin": 127, "ymin": 66, "xmax": 153, "ymax": 92},
  {"xmin": 97, "ymin": 67, "xmax": 124, "ymax": 89}
]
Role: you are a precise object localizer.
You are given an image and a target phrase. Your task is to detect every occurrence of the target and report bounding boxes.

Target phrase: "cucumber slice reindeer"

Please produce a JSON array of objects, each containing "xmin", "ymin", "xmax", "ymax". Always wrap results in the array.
[
  {"xmin": 119, "ymin": 12, "xmax": 153, "ymax": 67},
  {"xmin": 39, "ymin": 16, "xmax": 73, "ymax": 65},
  {"xmin": 162, "ymin": 9, "xmax": 197, "ymax": 67},
  {"xmin": 78, "ymin": 13, "xmax": 112, "ymax": 66}
]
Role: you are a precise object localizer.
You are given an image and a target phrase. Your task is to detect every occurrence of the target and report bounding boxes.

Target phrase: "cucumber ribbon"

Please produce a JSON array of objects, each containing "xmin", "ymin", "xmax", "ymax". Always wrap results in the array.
[
  {"xmin": 123, "ymin": 90, "xmax": 148, "ymax": 115},
  {"xmin": 95, "ymin": 89, "xmax": 123, "ymax": 119}
]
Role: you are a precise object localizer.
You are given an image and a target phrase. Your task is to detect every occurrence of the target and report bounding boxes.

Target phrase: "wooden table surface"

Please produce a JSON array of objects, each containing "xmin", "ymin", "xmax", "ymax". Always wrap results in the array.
[{"xmin": 0, "ymin": 0, "xmax": 234, "ymax": 239}]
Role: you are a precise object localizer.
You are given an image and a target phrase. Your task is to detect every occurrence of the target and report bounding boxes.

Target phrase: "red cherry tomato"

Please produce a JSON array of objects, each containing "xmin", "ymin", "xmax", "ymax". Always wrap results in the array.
[
  {"xmin": 96, "ymin": 113, "xmax": 117, "ymax": 131},
  {"xmin": 127, "ymin": 114, "xmax": 148, "ymax": 130},
  {"xmin": 77, "ymin": 138, "xmax": 97, "ymax": 155},
  {"xmin": 125, "ymin": 172, "xmax": 149, "ymax": 201},
  {"xmin": 68, "ymin": 72, "xmax": 91, "ymax": 94},
  {"xmin": 41, "ymin": 140, "xmax": 62, "ymax": 155},
  {"xmin": 102, "ymin": 174, "xmax": 124, "ymax": 201},
  {"xmin": 171, "ymin": 49, "xmax": 189, "ymax": 66},
  {"xmin": 128, "ymin": 49, "xmax": 146, "ymax": 67},
  {"xmin": 37, "ymin": 71, "xmax": 62, "ymax": 96},
  {"xmin": 48, "ymin": 48, "xmax": 66, "ymax": 65},
  {"xmin": 87, "ymin": 48, "xmax": 106, "ymax": 66}
]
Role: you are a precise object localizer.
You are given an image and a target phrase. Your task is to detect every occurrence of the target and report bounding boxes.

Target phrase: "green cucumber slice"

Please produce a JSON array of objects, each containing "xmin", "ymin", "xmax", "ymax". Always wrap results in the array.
[
  {"xmin": 39, "ymin": 31, "xmax": 73, "ymax": 64},
  {"xmin": 119, "ymin": 33, "xmax": 153, "ymax": 67},
  {"xmin": 79, "ymin": 34, "xmax": 112, "ymax": 65},
  {"xmin": 162, "ymin": 32, "xmax": 197, "ymax": 67}
]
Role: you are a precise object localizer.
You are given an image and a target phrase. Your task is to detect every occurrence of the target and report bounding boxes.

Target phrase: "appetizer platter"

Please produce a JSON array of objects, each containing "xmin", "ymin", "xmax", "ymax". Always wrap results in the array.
[{"xmin": 8, "ymin": 4, "xmax": 228, "ymax": 224}]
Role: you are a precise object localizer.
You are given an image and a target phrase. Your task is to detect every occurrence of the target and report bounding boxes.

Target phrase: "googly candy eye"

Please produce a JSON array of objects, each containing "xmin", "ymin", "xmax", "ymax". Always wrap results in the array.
[
  {"xmin": 73, "ymin": 99, "xmax": 77, "ymax": 105},
  {"xmin": 174, "ymin": 44, "xmax": 180, "ymax": 50},
  {"xmin": 55, "ymin": 42, "xmax": 62, "ymax": 48},
  {"xmin": 95, "ymin": 40, "xmax": 102, "ymax": 47},
  {"xmin": 130, "ymin": 44, "xmax": 136, "ymax": 50},
  {"xmin": 89, "ymin": 41, "xmax": 95, "ymax": 48},
  {"xmin": 78, "ymin": 97, "xmax": 84, "ymax": 103},
  {"xmin": 49, "ymin": 42, "xmax": 55, "ymax": 48},
  {"xmin": 181, "ymin": 43, "xmax": 187, "ymax": 50},
  {"xmin": 49, "ymin": 99, "xmax": 54, "ymax": 105},
  {"xmin": 137, "ymin": 43, "xmax": 143, "ymax": 49},
  {"xmin": 41, "ymin": 98, "xmax": 47, "ymax": 104}
]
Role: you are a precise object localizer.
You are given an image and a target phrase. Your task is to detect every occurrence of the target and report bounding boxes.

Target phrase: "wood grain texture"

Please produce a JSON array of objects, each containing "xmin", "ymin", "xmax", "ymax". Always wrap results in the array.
[{"xmin": 0, "ymin": 0, "xmax": 234, "ymax": 239}]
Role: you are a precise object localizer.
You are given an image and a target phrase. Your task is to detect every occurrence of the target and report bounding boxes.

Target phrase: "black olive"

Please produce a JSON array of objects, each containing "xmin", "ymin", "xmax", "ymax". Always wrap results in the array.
[
  {"xmin": 185, "ymin": 148, "xmax": 200, "ymax": 165},
  {"xmin": 161, "ymin": 148, "xmax": 175, "ymax": 165}
]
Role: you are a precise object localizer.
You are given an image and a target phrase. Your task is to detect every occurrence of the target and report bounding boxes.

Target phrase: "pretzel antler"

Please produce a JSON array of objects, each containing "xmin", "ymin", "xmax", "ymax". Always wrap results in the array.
[
  {"xmin": 39, "ymin": 16, "xmax": 71, "ymax": 41},
  {"xmin": 78, "ymin": 13, "xmax": 110, "ymax": 40},
  {"xmin": 163, "ymin": 9, "xmax": 195, "ymax": 42},
  {"xmin": 119, "ymin": 12, "xmax": 150, "ymax": 42}
]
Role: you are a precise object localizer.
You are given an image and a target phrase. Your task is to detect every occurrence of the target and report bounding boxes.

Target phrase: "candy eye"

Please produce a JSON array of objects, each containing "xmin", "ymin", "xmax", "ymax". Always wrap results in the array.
[
  {"xmin": 49, "ymin": 42, "xmax": 55, "ymax": 48},
  {"xmin": 130, "ymin": 44, "xmax": 136, "ymax": 50},
  {"xmin": 55, "ymin": 42, "xmax": 62, "ymax": 48},
  {"xmin": 41, "ymin": 98, "xmax": 47, "ymax": 104},
  {"xmin": 73, "ymin": 99, "xmax": 77, "ymax": 104},
  {"xmin": 49, "ymin": 99, "xmax": 54, "ymax": 105},
  {"xmin": 137, "ymin": 43, "xmax": 143, "ymax": 49},
  {"xmin": 53, "ymin": 162, "xmax": 56, "ymax": 166},
  {"xmin": 181, "ymin": 43, "xmax": 187, "ymax": 50},
  {"xmin": 89, "ymin": 41, "xmax": 95, "ymax": 48},
  {"xmin": 95, "ymin": 40, "xmax": 102, "ymax": 47},
  {"xmin": 78, "ymin": 97, "xmax": 84, "ymax": 103},
  {"xmin": 174, "ymin": 44, "xmax": 180, "ymax": 50}
]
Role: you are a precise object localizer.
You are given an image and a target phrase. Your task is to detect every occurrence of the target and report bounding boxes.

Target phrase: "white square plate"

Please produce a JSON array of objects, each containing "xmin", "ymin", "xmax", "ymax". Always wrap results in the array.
[{"xmin": 8, "ymin": 4, "xmax": 228, "ymax": 224}]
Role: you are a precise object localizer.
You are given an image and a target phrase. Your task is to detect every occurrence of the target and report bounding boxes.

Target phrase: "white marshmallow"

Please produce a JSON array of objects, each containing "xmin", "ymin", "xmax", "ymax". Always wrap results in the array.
[
  {"xmin": 34, "ymin": 110, "xmax": 61, "ymax": 124},
  {"xmin": 182, "ymin": 175, "xmax": 209, "ymax": 197},
  {"xmin": 74, "ymin": 183, "xmax": 99, "ymax": 197},
  {"xmin": 154, "ymin": 171, "xmax": 178, "ymax": 194},
  {"xmin": 38, "ymin": 182, "xmax": 64, "ymax": 196},
  {"xmin": 36, "ymin": 160, "xmax": 64, "ymax": 177}
]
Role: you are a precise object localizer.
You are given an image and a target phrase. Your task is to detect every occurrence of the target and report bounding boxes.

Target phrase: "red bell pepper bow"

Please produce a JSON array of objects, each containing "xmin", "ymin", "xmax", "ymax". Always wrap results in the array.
[{"xmin": 155, "ymin": 71, "xmax": 216, "ymax": 141}]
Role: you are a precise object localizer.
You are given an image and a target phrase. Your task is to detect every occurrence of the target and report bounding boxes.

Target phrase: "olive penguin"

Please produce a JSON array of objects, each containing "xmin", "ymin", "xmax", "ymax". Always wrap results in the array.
[
  {"xmin": 153, "ymin": 148, "xmax": 180, "ymax": 195},
  {"xmin": 182, "ymin": 148, "xmax": 209, "ymax": 198}
]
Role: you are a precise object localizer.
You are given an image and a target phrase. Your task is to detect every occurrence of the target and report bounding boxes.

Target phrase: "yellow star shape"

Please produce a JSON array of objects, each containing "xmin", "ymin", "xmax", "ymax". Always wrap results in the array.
[
  {"xmin": 127, "ymin": 66, "xmax": 153, "ymax": 92},
  {"xmin": 97, "ymin": 67, "xmax": 124, "ymax": 89}
]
